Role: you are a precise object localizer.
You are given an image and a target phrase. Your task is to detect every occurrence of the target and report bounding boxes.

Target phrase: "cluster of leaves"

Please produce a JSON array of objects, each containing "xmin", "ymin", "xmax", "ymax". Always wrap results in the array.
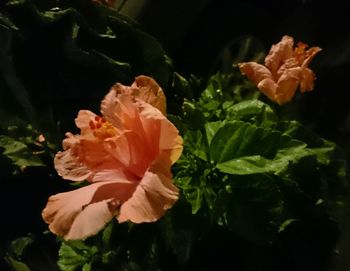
[
  {"xmin": 0, "ymin": 0, "xmax": 180, "ymax": 171},
  {"xmin": 174, "ymin": 72, "xmax": 348, "ymax": 243}
]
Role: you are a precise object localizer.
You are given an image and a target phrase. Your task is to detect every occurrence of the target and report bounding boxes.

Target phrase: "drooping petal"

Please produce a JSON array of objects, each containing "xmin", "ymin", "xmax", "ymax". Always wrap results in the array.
[
  {"xmin": 118, "ymin": 154, "xmax": 179, "ymax": 223},
  {"xmin": 265, "ymin": 35, "xmax": 294, "ymax": 77},
  {"xmin": 238, "ymin": 62, "xmax": 273, "ymax": 86},
  {"xmin": 257, "ymin": 78, "xmax": 278, "ymax": 102},
  {"xmin": 275, "ymin": 67, "xmax": 301, "ymax": 104},
  {"xmin": 299, "ymin": 67, "xmax": 316, "ymax": 92},
  {"xmin": 65, "ymin": 199, "xmax": 115, "ymax": 240},
  {"xmin": 42, "ymin": 182, "xmax": 114, "ymax": 240},
  {"xmin": 42, "ymin": 180, "xmax": 137, "ymax": 240}
]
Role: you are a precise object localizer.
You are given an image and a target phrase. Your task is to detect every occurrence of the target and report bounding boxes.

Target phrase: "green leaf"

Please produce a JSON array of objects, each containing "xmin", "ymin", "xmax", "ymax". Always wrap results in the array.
[
  {"xmin": 217, "ymin": 155, "xmax": 285, "ymax": 175},
  {"xmin": 102, "ymin": 221, "xmax": 113, "ymax": 247},
  {"xmin": 82, "ymin": 263, "xmax": 92, "ymax": 271},
  {"xmin": 5, "ymin": 256, "xmax": 31, "ymax": 271},
  {"xmin": 278, "ymin": 219, "xmax": 297, "ymax": 233},
  {"xmin": 209, "ymin": 120, "xmax": 290, "ymax": 163},
  {"xmin": 10, "ymin": 236, "xmax": 33, "ymax": 257},
  {"xmin": 226, "ymin": 99, "xmax": 277, "ymax": 127},
  {"xmin": 182, "ymin": 100, "xmax": 206, "ymax": 130},
  {"xmin": 0, "ymin": 135, "xmax": 44, "ymax": 168},
  {"xmin": 204, "ymin": 121, "xmax": 222, "ymax": 145},
  {"xmin": 188, "ymin": 187, "xmax": 203, "ymax": 214},
  {"xmin": 219, "ymin": 174, "xmax": 284, "ymax": 240},
  {"xmin": 217, "ymin": 139, "xmax": 335, "ymax": 176},
  {"xmin": 58, "ymin": 241, "xmax": 98, "ymax": 271},
  {"xmin": 183, "ymin": 129, "xmax": 208, "ymax": 161}
]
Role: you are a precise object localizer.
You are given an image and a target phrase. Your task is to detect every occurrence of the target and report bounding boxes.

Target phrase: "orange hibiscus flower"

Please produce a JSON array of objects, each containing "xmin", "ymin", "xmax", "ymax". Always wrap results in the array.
[
  {"xmin": 239, "ymin": 35, "xmax": 321, "ymax": 105},
  {"xmin": 42, "ymin": 76, "xmax": 183, "ymax": 240}
]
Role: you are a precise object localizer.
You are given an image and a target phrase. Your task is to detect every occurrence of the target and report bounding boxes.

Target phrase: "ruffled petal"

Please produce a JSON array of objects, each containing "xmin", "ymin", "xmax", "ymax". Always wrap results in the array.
[
  {"xmin": 265, "ymin": 35, "xmax": 294, "ymax": 77},
  {"xmin": 103, "ymin": 99, "xmax": 183, "ymax": 175},
  {"xmin": 75, "ymin": 110, "xmax": 97, "ymax": 135},
  {"xmin": 132, "ymin": 75, "xmax": 167, "ymax": 115},
  {"xmin": 54, "ymin": 146, "xmax": 91, "ymax": 181},
  {"xmin": 302, "ymin": 46, "xmax": 322, "ymax": 68},
  {"xmin": 299, "ymin": 67, "xmax": 316, "ymax": 92},
  {"xmin": 238, "ymin": 62, "xmax": 273, "ymax": 85},
  {"xmin": 55, "ymin": 133, "xmax": 122, "ymax": 182},
  {"xmin": 108, "ymin": 76, "xmax": 167, "ymax": 115},
  {"xmin": 101, "ymin": 91, "xmax": 140, "ymax": 131},
  {"xmin": 118, "ymin": 154, "xmax": 179, "ymax": 223}
]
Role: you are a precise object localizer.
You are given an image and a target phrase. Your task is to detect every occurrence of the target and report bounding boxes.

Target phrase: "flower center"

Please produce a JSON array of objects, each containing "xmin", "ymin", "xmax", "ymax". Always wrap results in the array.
[{"xmin": 89, "ymin": 116, "xmax": 117, "ymax": 140}]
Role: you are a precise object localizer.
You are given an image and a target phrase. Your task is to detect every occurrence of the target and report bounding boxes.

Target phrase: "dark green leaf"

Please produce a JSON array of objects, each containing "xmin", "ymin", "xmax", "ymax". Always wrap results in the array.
[
  {"xmin": 226, "ymin": 99, "xmax": 277, "ymax": 127},
  {"xmin": 209, "ymin": 120, "xmax": 291, "ymax": 163},
  {"xmin": 220, "ymin": 174, "xmax": 284, "ymax": 240},
  {"xmin": 10, "ymin": 236, "xmax": 33, "ymax": 257},
  {"xmin": 5, "ymin": 256, "xmax": 31, "ymax": 271},
  {"xmin": 0, "ymin": 135, "xmax": 44, "ymax": 168},
  {"xmin": 58, "ymin": 241, "xmax": 98, "ymax": 271},
  {"xmin": 182, "ymin": 100, "xmax": 206, "ymax": 130}
]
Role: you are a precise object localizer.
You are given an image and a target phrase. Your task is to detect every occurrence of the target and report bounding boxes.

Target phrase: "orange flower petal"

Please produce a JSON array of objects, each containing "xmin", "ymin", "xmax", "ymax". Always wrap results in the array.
[
  {"xmin": 299, "ymin": 67, "xmax": 316, "ymax": 92},
  {"xmin": 75, "ymin": 110, "xmax": 97, "ymax": 135},
  {"xmin": 275, "ymin": 67, "xmax": 301, "ymax": 104},
  {"xmin": 118, "ymin": 154, "xmax": 178, "ymax": 223},
  {"xmin": 42, "ymin": 182, "xmax": 114, "ymax": 240},
  {"xmin": 132, "ymin": 75, "xmax": 167, "ymax": 115},
  {"xmin": 302, "ymin": 46, "xmax": 322, "ymax": 68},
  {"xmin": 238, "ymin": 62, "xmax": 273, "ymax": 86},
  {"xmin": 257, "ymin": 78, "xmax": 278, "ymax": 102},
  {"xmin": 265, "ymin": 35, "xmax": 294, "ymax": 78},
  {"xmin": 54, "ymin": 147, "xmax": 91, "ymax": 181},
  {"xmin": 108, "ymin": 75, "xmax": 167, "ymax": 115},
  {"xmin": 137, "ymin": 100, "xmax": 183, "ymax": 162},
  {"xmin": 42, "ymin": 180, "xmax": 137, "ymax": 240}
]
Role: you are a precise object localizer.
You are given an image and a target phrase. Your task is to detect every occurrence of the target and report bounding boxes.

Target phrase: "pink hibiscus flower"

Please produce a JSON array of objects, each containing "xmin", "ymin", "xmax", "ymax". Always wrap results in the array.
[
  {"xmin": 42, "ymin": 76, "xmax": 183, "ymax": 240},
  {"xmin": 239, "ymin": 35, "xmax": 322, "ymax": 105}
]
